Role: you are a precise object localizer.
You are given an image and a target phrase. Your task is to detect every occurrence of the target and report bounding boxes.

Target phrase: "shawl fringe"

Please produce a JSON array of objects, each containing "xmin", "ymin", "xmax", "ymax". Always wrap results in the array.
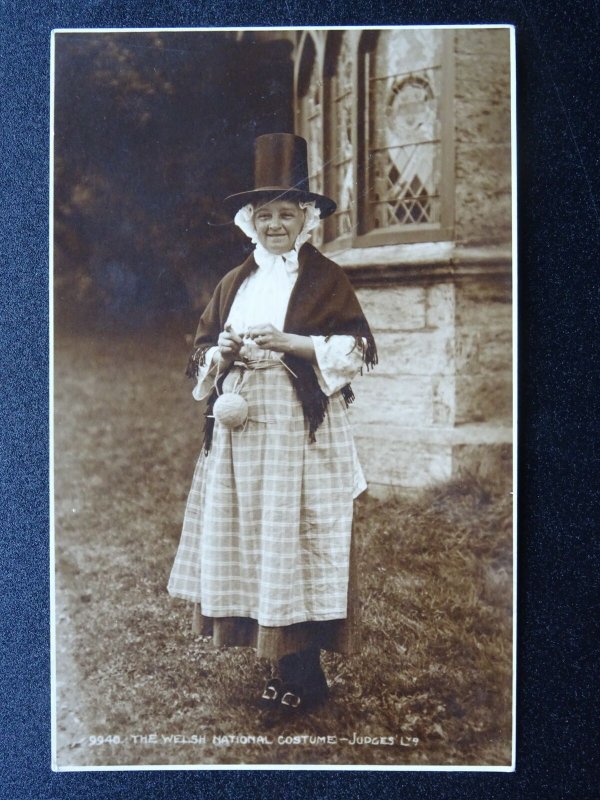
[
  {"xmin": 283, "ymin": 355, "xmax": 329, "ymax": 443},
  {"xmin": 186, "ymin": 345, "xmax": 212, "ymax": 380},
  {"xmin": 341, "ymin": 384, "xmax": 355, "ymax": 407},
  {"xmin": 362, "ymin": 333, "xmax": 378, "ymax": 372}
]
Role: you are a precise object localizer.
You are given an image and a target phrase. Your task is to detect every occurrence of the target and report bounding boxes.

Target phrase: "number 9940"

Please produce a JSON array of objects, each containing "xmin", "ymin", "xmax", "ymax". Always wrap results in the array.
[{"xmin": 89, "ymin": 735, "xmax": 122, "ymax": 746}]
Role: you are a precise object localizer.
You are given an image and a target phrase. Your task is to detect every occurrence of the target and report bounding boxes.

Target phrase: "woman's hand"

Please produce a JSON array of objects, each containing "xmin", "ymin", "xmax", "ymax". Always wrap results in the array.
[
  {"xmin": 246, "ymin": 324, "xmax": 290, "ymax": 353},
  {"xmin": 216, "ymin": 325, "xmax": 243, "ymax": 367},
  {"xmin": 246, "ymin": 324, "xmax": 316, "ymax": 364}
]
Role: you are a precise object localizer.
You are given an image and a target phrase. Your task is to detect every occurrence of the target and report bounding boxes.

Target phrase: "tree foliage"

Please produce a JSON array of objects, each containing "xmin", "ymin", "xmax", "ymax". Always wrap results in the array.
[{"xmin": 53, "ymin": 31, "xmax": 293, "ymax": 330}]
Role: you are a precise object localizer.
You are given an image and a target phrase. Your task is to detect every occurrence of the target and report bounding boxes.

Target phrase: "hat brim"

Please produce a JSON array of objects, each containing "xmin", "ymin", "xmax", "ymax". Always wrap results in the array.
[{"xmin": 223, "ymin": 187, "xmax": 337, "ymax": 219}]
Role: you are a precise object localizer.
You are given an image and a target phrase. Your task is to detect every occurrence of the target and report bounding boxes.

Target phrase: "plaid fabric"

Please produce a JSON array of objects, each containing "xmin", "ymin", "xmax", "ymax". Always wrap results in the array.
[{"xmin": 168, "ymin": 362, "xmax": 364, "ymax": 627}]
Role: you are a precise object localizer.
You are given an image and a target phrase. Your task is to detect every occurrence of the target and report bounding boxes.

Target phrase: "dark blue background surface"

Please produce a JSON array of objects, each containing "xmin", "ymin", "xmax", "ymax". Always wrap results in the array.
[{"xmin": 1, "ymin": 1, "xmax": 598, "ymax": 798}]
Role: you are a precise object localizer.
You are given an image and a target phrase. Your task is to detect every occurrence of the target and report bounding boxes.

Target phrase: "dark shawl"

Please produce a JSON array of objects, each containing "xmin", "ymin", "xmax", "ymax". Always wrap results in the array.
[{"xmin": 187, "ymin": 242, "xmax": 377, "ymax": 452}]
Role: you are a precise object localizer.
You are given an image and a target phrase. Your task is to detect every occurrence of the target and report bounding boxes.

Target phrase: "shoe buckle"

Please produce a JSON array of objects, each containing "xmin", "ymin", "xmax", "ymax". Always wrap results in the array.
[
  {"xmin": 261, "ymin": 682, "xmax": 280, "ymax": 701},
  {"xmin": 281, "ymin": 691, "xmax": 301, "ymax": 709}
]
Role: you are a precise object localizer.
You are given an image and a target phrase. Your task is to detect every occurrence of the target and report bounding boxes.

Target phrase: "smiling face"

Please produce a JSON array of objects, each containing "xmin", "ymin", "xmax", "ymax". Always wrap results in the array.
[{"xmin": 253, "ymin": 199, "xmax": 305, "ymax": 255}]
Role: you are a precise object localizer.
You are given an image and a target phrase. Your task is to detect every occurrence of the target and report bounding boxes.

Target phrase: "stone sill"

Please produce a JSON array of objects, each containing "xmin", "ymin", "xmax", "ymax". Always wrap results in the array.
[
  {"xmin": 365, "ymin": 475, "xmax": 513, "ymax": 501},
  {"xmin": 328, "ymin": 241, "xmax": 513, "ymax": 286},
  {"xmin": 354, "ymin": 421, "xmax": 513, "ymax": 446}
]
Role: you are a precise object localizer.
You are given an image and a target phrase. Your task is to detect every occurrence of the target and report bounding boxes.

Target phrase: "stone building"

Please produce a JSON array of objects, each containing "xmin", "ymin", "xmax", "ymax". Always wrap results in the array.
[{"xmin": 248, "ymin": 27, "xmax": 514, "ymax": 494}]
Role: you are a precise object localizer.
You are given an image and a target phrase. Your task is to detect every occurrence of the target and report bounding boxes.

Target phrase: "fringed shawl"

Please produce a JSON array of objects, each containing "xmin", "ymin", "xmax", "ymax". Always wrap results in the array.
[{"xmin": 187, "ymin": 242, "xmax": 377, "ymax": 451}]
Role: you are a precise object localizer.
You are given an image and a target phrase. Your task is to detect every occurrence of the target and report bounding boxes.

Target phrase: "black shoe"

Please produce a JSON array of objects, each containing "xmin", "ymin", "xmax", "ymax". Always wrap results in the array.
[
  {"xmin": 259, "ymin": 677, "xmax": 284, "ymax": 707},
  {"xmin": 277, "ymin": 649, "xmax": 329, "ymax": 712},
  {"xmin": 280, "ymin": 680, "xmax": 329, "ymax": 712}
]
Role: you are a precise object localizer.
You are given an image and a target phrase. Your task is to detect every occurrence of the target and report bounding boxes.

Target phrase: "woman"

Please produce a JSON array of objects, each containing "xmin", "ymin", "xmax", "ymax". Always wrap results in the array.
[{"xmin": 168, "ymin": 133, "xmax": 377, "ymax": 711}]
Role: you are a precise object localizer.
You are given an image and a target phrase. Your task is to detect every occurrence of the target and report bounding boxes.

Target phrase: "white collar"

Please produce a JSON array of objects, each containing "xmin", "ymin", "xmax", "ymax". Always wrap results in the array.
[{"xmin": 253, "ymin": 242, "xmax": 299, "ymax": 273}]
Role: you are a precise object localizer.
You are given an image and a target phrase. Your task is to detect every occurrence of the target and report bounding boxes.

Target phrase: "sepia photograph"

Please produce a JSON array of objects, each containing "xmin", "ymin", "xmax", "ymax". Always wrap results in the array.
[{"xmin": 51, "ymin": 25, "xmax": 515, "ymax": 769}]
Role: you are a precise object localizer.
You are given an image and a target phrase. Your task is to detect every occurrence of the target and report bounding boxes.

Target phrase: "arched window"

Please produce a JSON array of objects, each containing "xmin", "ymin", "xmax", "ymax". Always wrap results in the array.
[
  {"xmin": 359, "ymin": 29, "xmax": 454, "ymax": 244},
  {"xmin": 295, "ymin": 29, "xmax": 454, "ymax": 250},
  {"xmin": 297, "ymin": 35, "xmax": 324, "ymax": 247},
  {"xmin": 324, "ymin": 32, "xmax": 355, "ymax": 244}
]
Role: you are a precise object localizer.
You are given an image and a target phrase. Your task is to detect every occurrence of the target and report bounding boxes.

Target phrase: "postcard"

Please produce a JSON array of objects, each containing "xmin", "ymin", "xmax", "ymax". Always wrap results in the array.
[{"xmin": 51, "ymin": 24, "xmax": 516, "ymax": 770}]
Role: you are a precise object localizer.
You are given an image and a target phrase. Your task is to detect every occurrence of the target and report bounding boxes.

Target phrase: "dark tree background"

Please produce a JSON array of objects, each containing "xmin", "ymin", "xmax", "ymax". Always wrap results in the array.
[{"xmin": 53, "ymin": 31, "xmax": 293, "ymax": 332}]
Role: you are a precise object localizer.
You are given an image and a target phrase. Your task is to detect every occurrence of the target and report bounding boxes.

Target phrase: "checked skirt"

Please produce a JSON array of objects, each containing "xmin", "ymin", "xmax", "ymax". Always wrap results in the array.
[{"xmin": 168, "ymin": 362, "xmax": 365, "ymax": 658}]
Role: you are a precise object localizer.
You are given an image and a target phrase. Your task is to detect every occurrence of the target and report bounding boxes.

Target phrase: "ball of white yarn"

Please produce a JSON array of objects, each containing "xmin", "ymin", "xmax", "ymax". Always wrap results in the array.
[{"xmin": 213, "ymin": 392, "xmax": 248, "ymax": 429}]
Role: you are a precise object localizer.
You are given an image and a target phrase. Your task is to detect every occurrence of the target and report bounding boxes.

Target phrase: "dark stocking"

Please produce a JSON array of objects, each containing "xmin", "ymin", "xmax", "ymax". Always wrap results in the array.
[{"xmin": 278, "ymin": 647, "xmax": 327, "ymax": 694}]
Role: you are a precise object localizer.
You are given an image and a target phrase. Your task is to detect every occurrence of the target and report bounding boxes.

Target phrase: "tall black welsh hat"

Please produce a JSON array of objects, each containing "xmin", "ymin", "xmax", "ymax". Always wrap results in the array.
[{"xmin": 223, "ymin": 133, "xmax": 337, "ymax": 219}]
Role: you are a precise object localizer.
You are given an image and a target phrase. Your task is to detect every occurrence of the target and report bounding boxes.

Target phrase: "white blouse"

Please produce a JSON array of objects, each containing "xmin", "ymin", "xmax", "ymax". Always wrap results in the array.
[{"xmin": 193, "ymin": 249, "xmax": 364, "ymax": 401}]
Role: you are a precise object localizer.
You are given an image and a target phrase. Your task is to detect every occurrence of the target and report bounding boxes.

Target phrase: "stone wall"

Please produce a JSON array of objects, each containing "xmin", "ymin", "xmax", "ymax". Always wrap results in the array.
[
  {"xmin": 451, "ymin": 28, "xmax": 513, "ymax": 487},
  {"xmin": 454, "ymin": 28, "xmax": 513, "ymax": 245},
  {"xmin": 349, "ymin": 270, "xmax": 513, "ymax": 494},
  {"xmin": 288, "ymin": 27, "xmax": 514, "ymax": 493},
  {"xmin": 349, "ymin": 282, "xmax": 457, "ymax": 490},
  {"xmin": 455, "ymin": 276, "xmax": 513, "ymax": 426}
]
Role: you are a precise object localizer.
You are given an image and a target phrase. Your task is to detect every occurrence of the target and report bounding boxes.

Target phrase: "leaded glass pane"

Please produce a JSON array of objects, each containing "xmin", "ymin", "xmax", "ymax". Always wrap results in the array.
[
  {"xmin": 368, "ymin": 30, "xmax": 443, "ymax": 231},
  {"xmin": 299, "ymin": 45, "xmax": 324, "ymax": 247},
  {"xmin": 331, "ymin": 34, "xmax": 354, "ymax": 239}
]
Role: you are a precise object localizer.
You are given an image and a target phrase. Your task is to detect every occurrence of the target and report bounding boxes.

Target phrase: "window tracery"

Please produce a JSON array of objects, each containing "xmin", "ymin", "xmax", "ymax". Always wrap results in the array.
[{"xmin": 366, "ymin": 29, "xmax": 444, "ymax": 232}]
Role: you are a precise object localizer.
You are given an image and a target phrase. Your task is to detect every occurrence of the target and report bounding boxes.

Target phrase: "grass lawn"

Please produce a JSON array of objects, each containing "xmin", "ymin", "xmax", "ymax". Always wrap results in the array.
[{"xmin": 53, "ymin": 329, "xmax": 513, "ymax": 768}]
